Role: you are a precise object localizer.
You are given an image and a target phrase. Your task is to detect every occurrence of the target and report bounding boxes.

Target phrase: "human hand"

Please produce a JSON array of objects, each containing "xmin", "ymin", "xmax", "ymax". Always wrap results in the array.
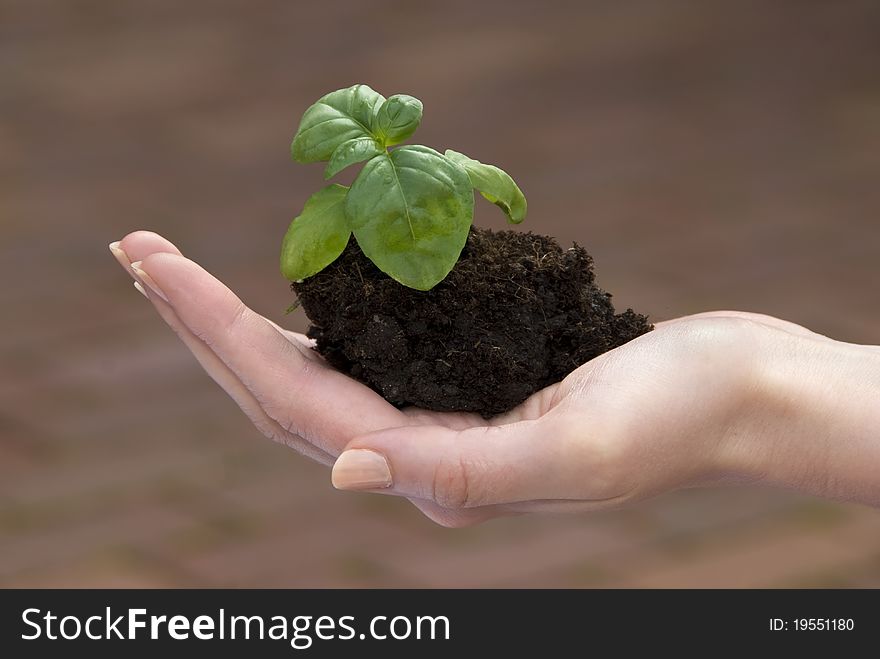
[{"xmin": 111, "ymin": 233, "xmax": 880, "ymax": 526}]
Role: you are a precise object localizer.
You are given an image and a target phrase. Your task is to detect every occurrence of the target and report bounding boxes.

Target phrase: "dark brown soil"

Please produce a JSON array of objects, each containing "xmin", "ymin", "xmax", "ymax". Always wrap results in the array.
[{"xmin": 292, "ymin": 228, "xmax": 652, "ymax": 417}]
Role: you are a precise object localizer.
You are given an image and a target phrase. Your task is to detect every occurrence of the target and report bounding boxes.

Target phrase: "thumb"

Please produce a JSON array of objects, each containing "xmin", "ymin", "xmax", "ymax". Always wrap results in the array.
[{"xmin": 330, "ymin": 418, "xmax": 581, "ymax": 509}]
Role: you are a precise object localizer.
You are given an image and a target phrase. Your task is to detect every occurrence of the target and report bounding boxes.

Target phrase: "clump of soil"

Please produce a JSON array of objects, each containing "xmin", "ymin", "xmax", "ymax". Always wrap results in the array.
[{"xmin": 292, "ymin": 228, "xmax": 651, "ymax": 417}]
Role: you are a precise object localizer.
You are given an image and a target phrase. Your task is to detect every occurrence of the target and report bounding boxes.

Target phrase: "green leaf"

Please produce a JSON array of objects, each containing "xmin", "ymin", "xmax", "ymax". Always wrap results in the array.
[
  {"xmin": 291, "ymin": 84, "xmax": 385, "ymax": 163},
  {"xmin": 375, "ymin": 94, "xmax": 423, "ymax": 146},
  {"xmin": 444, "ymin": 149, "xmax": 527, "ymax": 223},
  {"xmin": 280, "ymin": 184, "xmax": 351, "ymax": 281},
  {"xmin": 324, "ymin": 137, "xmax": 384, "ymax": 179},
  {"xmin": 345, "ymin": 146, "xmax": 474, "ymax": 290}
]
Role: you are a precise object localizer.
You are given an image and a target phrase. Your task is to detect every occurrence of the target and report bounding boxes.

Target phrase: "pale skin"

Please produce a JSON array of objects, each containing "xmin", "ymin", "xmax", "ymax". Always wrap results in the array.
[{"xmin": 110, "ymin": 231, "xmax": 880, "ymax": 527}]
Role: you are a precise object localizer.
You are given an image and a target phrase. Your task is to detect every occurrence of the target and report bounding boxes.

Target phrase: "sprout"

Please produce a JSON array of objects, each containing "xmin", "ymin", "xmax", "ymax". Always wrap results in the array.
[{"xmin": 281, "ymin": 84, "xmax": 526, "ymax": 290}]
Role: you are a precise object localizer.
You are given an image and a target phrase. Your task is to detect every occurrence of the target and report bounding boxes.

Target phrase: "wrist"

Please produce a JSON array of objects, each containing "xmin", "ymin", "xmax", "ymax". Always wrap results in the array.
[{"xmin": 721, "ymin": 331, "xmax": 880, "ymax": 503}]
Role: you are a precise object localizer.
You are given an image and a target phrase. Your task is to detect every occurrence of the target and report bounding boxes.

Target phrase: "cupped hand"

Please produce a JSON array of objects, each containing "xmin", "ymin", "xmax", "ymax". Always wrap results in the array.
[{"xmin": 110, "ymin": 231, "xmax": 836, "ymax": 526}]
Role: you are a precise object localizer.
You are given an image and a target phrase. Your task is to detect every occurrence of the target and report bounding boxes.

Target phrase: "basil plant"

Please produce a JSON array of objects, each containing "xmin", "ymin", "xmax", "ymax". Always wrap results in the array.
[{"xmin": 281, "ymin": 85, "xmax": 527, "ymax": 291}]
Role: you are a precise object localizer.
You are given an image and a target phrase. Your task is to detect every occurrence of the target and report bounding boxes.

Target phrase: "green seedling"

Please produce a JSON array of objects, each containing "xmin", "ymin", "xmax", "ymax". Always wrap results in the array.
[{"xmin": 281, "ymin": 84, "xmax": 527, "ymax": 290}]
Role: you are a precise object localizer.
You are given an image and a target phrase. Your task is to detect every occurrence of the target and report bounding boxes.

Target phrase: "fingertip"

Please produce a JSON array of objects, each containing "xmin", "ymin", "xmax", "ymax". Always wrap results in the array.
[
  {"xmin": 118, "ymin": 231, "xmax": 183, "ymax": 261},
  {"xmin": 109, "ymin": 240, "xmax": 130, "ymax": 270}
]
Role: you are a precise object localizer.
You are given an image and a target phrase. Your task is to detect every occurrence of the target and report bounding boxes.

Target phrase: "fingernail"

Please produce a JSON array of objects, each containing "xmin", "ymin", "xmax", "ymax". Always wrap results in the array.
[
  {"xmin": 130, "ymin": 260, "xmax": 169, "ymax": 303},
  {"xmin": 332, "ymin": 450, "xmax": 392, "ymax": 490},
  {"xmin": 133, "ymin": 281, "xmax": 148, "ymax": 298},
  {"xmin": 109, "ymin": 241, "xmax": 129, "ymax": 267}
]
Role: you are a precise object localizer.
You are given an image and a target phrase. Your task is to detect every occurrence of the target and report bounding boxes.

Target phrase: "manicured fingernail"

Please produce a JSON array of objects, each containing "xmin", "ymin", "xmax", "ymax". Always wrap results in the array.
[
  {"xmin": 332, "ymin": 450, "xmax": 392, "ymax": 490},
  {"xmin": 133, "ymin": 281, "xmax": 148, "ymax": 298},
  {"xmin": 109, "ymin": 241, "xmax": 129, "ymax": 267},
  {"xmin": 130, "ymin": 260, "xmax": 169, "ymax": 303}
]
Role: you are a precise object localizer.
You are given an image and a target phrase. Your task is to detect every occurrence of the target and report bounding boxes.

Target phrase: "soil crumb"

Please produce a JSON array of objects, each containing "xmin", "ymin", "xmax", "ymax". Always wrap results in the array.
[{"xmin": 292, "ymin": 228, "xmax": 652, "ymax": 417}]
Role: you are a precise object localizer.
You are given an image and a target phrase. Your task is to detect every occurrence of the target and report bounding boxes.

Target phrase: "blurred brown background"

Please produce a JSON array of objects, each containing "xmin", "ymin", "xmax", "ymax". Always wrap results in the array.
[{"xmin": 2, "ymin": 0, "xmax": 879, "ymax": 587}]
